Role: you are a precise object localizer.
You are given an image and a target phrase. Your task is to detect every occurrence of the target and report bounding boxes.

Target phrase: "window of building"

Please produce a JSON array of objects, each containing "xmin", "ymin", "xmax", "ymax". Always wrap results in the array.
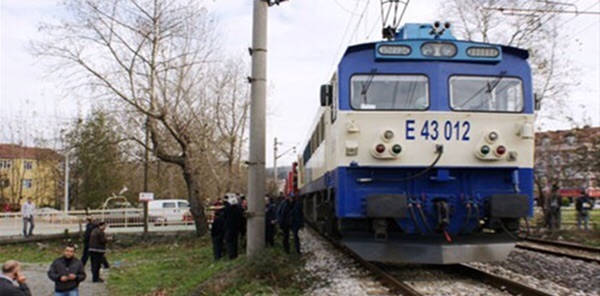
[
  {"xmin": 541, "ymin": 137, "xmax": 551, "ymax": 146},
  {"xmin": 23, "ymin": 161, "xmax": 33, "ymax": 170},
  {"xmin": 0, "ymin": 160, "xmax": 12, "ymax": 169},
  {"xmin": 22, "ymin": 179, "xmax": 32, "ymax": 189}
]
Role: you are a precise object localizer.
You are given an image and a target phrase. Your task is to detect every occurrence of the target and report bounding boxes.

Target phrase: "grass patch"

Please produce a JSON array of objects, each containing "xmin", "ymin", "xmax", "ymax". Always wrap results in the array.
[
  {"xmin": 0, "ymin": 240, "xmax": 68, "ymax": 263},
  {"xmin": 0, "ymin": 234, "xmax": 315, "ymax": 296},
  {"xmin": 193, "ymin": 247, "xmax": 314, "ymax": 296},
  {"xmin": 529, "ymin": 208, "xmax": 600, "ymax": 247},
  {"xmin": 106, "ymin": 235, "xmax": 234, "ymax": 296},
  {"xmin": 0, "ymin": 233, "xmax": 314, "ymax": 296}
]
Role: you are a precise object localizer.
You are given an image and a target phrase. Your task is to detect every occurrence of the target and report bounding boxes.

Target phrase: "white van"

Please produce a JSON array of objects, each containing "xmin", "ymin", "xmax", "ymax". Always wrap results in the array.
[{"xmin": 148, "ymin": 199, "xmax": 190, "ymax": 223}]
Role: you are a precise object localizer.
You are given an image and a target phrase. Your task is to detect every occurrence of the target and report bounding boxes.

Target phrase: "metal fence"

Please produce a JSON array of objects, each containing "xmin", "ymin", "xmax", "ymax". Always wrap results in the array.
[{"xmin": 0, "ymin": 209, "xmax": 195, "ymax": 238}]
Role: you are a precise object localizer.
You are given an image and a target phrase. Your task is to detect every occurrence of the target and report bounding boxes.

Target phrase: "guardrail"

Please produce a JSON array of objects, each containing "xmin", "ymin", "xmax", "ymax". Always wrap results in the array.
[{"xmin": 0, "ymin": 209, "xmax": 195, "ymax": 238}]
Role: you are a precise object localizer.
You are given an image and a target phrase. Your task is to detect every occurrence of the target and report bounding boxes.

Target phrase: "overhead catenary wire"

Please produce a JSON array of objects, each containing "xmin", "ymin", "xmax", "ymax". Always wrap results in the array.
[
  {"xmin": 327, "ymin": 0, "xmax": 371, "ymax": 77},
  {"xmin": 333, "ymin": 0, "xmax": 361, "ymax": 15},
  {"xmin": 558, "ymin": 1, "xmax": 600, "ymax": 32}
]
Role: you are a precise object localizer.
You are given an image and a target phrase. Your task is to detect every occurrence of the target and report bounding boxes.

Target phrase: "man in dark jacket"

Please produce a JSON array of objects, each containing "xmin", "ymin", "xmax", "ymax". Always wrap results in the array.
[
  {"xmin": 265, "ymin": 196, "xmax": 277, "ymax": 247},
  {"xmin": 0, "ymin": 260, "xmax": 31, "ymax": 296},
  {"xmin": 224, "ymin": 196, "xmax": 242, "ymax": 259},
  {"xmin": 211, "ymin": 204, "xmax": 226, "ymax": 260},
  {"xmin": 48, "ymin": 244, "xmax": 86, "ymax": 295},
  {"xmin": 277, "ymin": 194, "xmax": 293, "ymax": 253},
  {"xmin": 576, "ymin": 190, "xmax": 594, "ymax": 231},
  {"xmin": 290, "ymin": 195, "xmax": 304, "ymax": 254},
  {"xmin": 89, "ymin": 221, "xmax": 108, "ymax": 282},
  {"xmin": 81, "ymin": 217, "xmax": 96, "ymax": 266}
]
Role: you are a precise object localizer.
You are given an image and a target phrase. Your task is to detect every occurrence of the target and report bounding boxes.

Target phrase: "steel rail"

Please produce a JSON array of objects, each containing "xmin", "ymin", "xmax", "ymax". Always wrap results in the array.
[
  {"xmin": 516, "ymin": 239, "xmax": 600, "ymax": 264},
  {"xmin": 306, "ymin": 225, "xmax": 423, "ymax": 296},
  {"xmin": 454, "ymin": 264, "xmax": 553, "ymax": 296},
  {"xmin": 523, "ymin": 237, "xmax": 600, "ymax": 253}
]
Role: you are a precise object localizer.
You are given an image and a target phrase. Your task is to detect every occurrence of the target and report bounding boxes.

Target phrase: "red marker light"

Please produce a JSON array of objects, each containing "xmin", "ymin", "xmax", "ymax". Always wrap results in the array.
[
  {"xmin": 375, "ymin": 144, "xmax": 386, "ymax": 154},
  {"xmin": 496, "ymin": 145, "xmax": 506, "ymax": 155}
]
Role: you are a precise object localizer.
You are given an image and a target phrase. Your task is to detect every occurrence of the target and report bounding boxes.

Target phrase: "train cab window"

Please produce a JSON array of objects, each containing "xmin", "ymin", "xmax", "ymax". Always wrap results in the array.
[
  {"xmin": 350, "ymin": 75, "xmax": 429, "ymax": 110},
  {"xmin": 450, "ymin": 76, "xmax": 523, "ymax": 112}
]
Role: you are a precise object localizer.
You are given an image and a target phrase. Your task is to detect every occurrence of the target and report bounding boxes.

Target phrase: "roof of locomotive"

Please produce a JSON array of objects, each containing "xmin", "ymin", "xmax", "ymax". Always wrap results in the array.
[{"xmin": 343, "ymin": 23, "xmax": 529, "ymax": 60}]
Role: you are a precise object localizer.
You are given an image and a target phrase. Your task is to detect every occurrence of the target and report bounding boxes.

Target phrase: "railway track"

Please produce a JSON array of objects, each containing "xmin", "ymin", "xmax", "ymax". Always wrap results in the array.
[
  {"xmin": 307, "ymin": 225, "xmax": 553, "ymax": 295},
  {"xmin": 517, "ymin": 237, "xmax": 600, "ymax": 264}
]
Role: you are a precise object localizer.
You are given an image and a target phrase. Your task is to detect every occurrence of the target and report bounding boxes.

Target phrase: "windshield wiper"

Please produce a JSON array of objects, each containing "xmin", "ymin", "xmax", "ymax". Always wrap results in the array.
[
  {"xmin": 459, "ymin": 71, "xmax": 507, "ymax": 109},
  {"xmin": 360, "ymin": 68, "xmax": 378, "ymax": 105}
]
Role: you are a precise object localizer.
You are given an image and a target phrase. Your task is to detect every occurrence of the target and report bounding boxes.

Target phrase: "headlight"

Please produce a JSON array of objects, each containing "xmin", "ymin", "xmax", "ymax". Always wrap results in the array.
[
  {"xmin": 467, "ymin": 47, "xmax": 499, "ymax": 57},
  {"xmin": 421, "ymin": 43, "xmax": 435, "ymax": 56},
  {"xmin": 421, "ymin": 42, "xmax": 457, "ymax": 57},
  {"xmin": 378, "ymin": 45, "xmax": 411, "ymax": 56},
  {"xmin": 383, "ymin": 130, "xmax": 394, "ymax": 140},
  {"xmin": 440, "ymin": 44, "xmax": 457, "ymax": 56}
]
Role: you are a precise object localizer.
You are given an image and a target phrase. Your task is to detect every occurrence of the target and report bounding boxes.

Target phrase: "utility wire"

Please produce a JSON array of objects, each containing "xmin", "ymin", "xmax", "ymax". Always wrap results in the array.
[
  {"xmin": 558, "ymin": 1, "xmax": 599, "ymax": 28},
  {"xmin": 485, "ymin": 7, "xmax": 600, "ymax": 15},
  {"xmin": 328, "ymin": 0, "xmax": 370, "ymax": 77},
  {"xmin": 333, "ymin": 0, "xmax": 361, "ymax": 15}
]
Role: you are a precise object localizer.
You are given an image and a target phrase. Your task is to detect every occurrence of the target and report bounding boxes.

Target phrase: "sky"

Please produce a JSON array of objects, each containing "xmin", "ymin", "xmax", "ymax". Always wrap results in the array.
[{"xmin": 1, "ymin": 0, "xmax": 599, "ymax": 168}]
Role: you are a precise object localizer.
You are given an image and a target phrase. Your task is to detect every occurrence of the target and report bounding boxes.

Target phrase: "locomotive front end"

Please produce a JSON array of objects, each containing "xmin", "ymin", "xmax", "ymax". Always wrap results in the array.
[{"xmin": 302, "ymin": 23, "xmax": 535, "ymax": 264}]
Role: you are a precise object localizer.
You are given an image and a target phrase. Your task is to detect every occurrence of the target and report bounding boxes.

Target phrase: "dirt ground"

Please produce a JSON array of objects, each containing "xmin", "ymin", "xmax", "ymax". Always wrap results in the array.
[{"xmin": 21, "ymin": 263, "xmax": 109, "ymax": 296}]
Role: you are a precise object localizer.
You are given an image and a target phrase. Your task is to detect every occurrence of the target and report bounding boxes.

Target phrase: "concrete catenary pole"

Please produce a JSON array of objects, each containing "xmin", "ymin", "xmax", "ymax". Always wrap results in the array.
[
  {"xmin": 64, "ymin": 152, "xmax": 69, "ymax": 214},
  {"xmin": 247, "ymin": 0, "xmax": 268, "ymax": 256},
  {"xmin": 273, "ymin": 137, "xmax": 278, "ymax": 185}
]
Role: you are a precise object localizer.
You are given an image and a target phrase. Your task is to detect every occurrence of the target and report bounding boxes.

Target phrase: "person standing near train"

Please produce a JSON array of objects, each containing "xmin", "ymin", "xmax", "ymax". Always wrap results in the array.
[
  {"xmin": 265, "ymin": 196, "xmax": 277, "ymax": 247},
  {"xmin": 224, "ymin": 196, "xmax": 242, "ymax": 259},
  {"xmin": 576, "ymin": 190, "xmax": 594, "ymax": 231},
  {"xmin": 278, "ymin": 194, "xmax": 304, "ymax": 254},
  {"xmin": 210, "ymin": 198, "xmax": 225, "ymax": 261},
  {"xmin": 289, "ymin": 194, "xmax": 304, "ymax": 254}
]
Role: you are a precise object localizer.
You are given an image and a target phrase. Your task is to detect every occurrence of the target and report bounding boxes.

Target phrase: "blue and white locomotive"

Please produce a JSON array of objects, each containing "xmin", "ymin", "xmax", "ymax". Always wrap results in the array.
[{"xmin": 297, "ymin": 22, "xmax": 536, "ymax": 264}]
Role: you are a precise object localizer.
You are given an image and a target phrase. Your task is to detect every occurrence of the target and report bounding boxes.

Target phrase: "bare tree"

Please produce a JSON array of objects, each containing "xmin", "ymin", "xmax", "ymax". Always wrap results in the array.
[
  {"xmin": 208, "ymin": 59, "xmax": 250, "ymax": 193},
  {"xmin": 32, "ymin": 0, "xmax": 223, "ymax": 235}
]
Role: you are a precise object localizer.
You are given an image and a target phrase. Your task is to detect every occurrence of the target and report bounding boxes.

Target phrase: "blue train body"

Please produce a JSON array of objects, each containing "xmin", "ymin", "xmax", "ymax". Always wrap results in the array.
[{"xmin": 297, "ymin": 23, "xmax": 535, "ymax": 264}]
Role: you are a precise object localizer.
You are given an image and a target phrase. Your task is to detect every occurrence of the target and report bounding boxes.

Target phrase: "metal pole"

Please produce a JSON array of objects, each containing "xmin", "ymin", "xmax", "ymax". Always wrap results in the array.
[
  {"xmin": 143, "ymin": 118, "xmax": 149, "ymax": 235},
  {"xmin": 274, "ymin": 137, "xmax": 278, "ymax": 185},
  {"xmin": 247, "ymin": 0, "xmax": 268, "ymax": 256},
  {"xmin": 64, "ymin": 152, "xmax": 69, "ymax": 214}
]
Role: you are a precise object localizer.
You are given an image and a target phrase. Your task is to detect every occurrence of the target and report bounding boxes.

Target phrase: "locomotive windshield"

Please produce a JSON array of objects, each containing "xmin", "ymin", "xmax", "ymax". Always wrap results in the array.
[
  {"xmin": 350, "ymin": 75, "xmax": 429, "ymax": 110},
  {"xmin": 450, "ymin": 76, "xmax": 523, "ymax": 112}
]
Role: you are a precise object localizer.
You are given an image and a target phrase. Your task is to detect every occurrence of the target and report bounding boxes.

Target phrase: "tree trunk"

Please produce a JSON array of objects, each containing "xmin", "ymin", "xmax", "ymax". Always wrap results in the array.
[{"xmin": 182, "ymin": 164, "xmax": 207, "ymax": 237}]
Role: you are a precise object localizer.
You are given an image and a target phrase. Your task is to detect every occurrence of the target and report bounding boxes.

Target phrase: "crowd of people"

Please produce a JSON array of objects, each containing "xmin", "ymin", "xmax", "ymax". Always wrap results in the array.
[
  {"xmin": 0, "ymin": 216, "xmax": 110, "ymax": 296},
  {"xmin": 544, "ymin": 185, "xmax": 595, "ymax": 231},
  {"xmin": 2, "ymin": 187, "xmax": 595, "ymax": 295},
  {"xmin": 210, "ymin": 191, "xmax": 305, "ymax": 260}
]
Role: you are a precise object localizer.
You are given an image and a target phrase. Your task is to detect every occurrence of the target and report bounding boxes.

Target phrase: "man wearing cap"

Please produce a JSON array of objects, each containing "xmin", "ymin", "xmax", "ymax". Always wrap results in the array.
[
  {"xmin": 224, "ymin": 196, "xmax": 242, "ymax": 259},
  {"xmin": 210, "ymin": 197, "xmax": 226, "ymax": 260}
]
